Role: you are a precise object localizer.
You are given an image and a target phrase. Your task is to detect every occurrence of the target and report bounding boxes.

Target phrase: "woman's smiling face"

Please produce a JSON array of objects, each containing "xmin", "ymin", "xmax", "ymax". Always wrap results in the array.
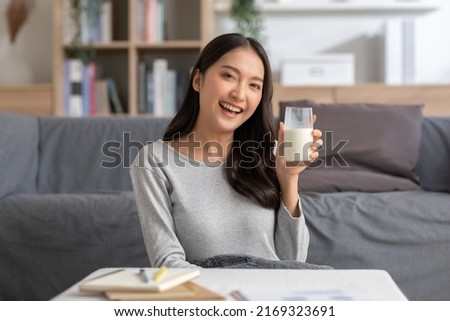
[{"xmin": 192, "ymin": 46, "xmax": 265, "ymax": 136}]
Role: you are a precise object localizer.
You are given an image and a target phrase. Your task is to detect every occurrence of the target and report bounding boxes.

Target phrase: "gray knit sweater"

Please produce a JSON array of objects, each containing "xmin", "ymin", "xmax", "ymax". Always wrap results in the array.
[{"xmin": 130, "ymin": 140, "xmax": 310, "ymax": 268}]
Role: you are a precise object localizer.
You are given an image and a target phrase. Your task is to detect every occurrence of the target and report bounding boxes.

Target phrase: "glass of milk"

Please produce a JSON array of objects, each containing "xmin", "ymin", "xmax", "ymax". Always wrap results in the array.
[{"xmin": 283, "ymin": 106, "xmax": 314, "ymax": 166}]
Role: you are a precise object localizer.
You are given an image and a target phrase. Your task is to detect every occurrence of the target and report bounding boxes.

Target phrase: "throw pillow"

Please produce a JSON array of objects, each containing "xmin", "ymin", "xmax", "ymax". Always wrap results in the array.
[
  {"xmin": 279, "ymin": 100, "xmax": 424, "ymax": 192},
  {"xmin": 416, "ymin": 116, "xmax": 450, "ymax": 193}
]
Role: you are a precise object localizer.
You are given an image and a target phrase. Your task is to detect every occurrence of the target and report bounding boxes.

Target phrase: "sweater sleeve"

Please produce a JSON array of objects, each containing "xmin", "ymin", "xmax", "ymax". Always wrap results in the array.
[
  {"xmin": 130, "ymin": 145, "xmax": 198, "ymax": 268},
  {"xmin": 274, "ymin": 199, "xmax": 310, "ymax": 262}
]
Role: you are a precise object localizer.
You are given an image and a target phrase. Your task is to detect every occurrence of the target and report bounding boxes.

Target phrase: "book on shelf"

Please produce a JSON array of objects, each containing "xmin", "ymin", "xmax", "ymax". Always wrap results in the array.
[
  {"xmin": 137, "ymin": 61, "xmax": 147, "ymax": 114},
  {"xmin": 82, "ymin": 62, "xmax": 95, "ymax": 115},
  {"xmin": 66, "ymin": 59, "xmax": 84, "ymax": 117},
  {"xmin": 153, "ymin": 58, "xmax": 168, "ymax": 116},
  {"xmin": 63, "ymin": 60, "xmax": 70, "ymax": 116},
  {"xmin": 143, "ymin": 0, "xmax": 157, "ymax": 43},
  {"xmin": 146, "ymin": 69, "xmax": 154, "ymax": 114},
  {"xmin": 139, "ymin": 0, "xmax": 165, "ymax": 43},
  {"xmin": 136, "ymin": 0, "xmax": 144, "ymax": 42},
  {"xmin": 100, "ymin": 0, "xmax": 113, "ymax": 43},
  {"xmin": 95, "ymin": 80, "xmax": 111, "ymax": 115},
  {"xmin": 157, "ymin": 0, "xmax": 165, "ymax": 42},
  {"xmin": 137, "ymin": 59, "xmax": 185, "ymax": 115},
  {"xmin": 82, "ymin": 64, "xmax": 89, "ymax": 115},
  {"xmin": 64, "ymin": 59, "xmax": 104, "ymax": 116},
  {"xmin": 87, "ymin": 62, "xmax": 97, "ymax": 115},
  {"xmin": 106, "ymin": 77, "xmax": 125, "ymax": 114}
]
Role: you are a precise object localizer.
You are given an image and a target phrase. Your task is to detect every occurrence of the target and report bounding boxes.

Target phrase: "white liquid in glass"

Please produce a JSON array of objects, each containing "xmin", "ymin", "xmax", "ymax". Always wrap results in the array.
[{"xmin": 284, "ymin": 128, "xmax": 313, "ymax": 166}]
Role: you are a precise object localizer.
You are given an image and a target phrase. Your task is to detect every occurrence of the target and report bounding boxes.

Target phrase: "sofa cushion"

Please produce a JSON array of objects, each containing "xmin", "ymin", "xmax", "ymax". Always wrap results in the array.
[
  {"xmin": 0, "ymin": 112, "xmax": 38, "ymax": 198},
  {"xmin": 279, "ymin": 100, "xmax": 423, "ymax": 192},
  {"xmin": 37, "ymin": 116, "xmax": 171, "ymax": 193},
  {"xmin": 416, "ymin": 116, "xmax": 450, "ymax": 192},
  {"xmin": 0, "ymin": 192, "xmax": 148, "ymax": 300}
]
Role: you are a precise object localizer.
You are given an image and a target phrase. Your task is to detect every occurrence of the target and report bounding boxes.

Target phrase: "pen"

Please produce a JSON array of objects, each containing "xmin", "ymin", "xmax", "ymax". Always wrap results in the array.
[
  {"xmin": 139, "ymin": 268, "xmax": 150, "ymax": 283},
  {"xmin": 152, "ymin": 266, "xmax": 167, "ymax": 281},
  {"xmin": 86, "ymin": 268, "xmax": 125, "ymax": 282}
]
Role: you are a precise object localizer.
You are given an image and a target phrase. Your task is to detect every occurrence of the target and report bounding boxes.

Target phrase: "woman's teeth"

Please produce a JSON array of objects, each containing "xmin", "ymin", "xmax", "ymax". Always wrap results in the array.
[{"xmin": 220, "ymin": 102, "xmax": 243, "ymax": 114}]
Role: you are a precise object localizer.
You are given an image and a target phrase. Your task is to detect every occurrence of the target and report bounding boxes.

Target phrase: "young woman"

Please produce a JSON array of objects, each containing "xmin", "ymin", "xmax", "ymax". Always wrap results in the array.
[{"xmin": 130, "ymin": 33, "xmax": 323, "ymax": 268}]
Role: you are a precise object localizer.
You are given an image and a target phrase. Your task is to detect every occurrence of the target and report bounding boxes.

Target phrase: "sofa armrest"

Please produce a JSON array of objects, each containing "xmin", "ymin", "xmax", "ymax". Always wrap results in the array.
[{"xmin": 0, "ymin": 112, "xmax": 38, "ymax": 198}]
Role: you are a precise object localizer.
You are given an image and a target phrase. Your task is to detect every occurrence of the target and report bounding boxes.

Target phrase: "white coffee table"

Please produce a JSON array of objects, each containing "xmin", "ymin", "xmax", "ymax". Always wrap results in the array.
[{"xmin": 52, "ymin": 268, "xmax": 407, "ymax": 301}]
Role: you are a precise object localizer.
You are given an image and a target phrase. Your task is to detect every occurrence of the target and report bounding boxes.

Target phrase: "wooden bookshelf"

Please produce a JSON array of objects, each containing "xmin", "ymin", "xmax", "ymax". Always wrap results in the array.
[
  {"xmin": 0, "ymin": 85, "xmax": 52, "ymax": 116},
  {"xmin": 52, "ymin": 0, "xmax": 214, "ymax": 116}
]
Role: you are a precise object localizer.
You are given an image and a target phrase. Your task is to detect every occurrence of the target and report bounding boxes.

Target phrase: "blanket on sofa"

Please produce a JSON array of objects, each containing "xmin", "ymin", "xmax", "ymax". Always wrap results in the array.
[{"xmin": 192, "ymin": 254, "xmax": 332, "ymax": 270}]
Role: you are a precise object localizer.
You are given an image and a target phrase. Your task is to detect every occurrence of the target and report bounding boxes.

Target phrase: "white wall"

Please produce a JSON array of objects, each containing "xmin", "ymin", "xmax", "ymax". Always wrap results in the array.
[
  {"xmin": 415, "ymin": 1, "xmax": 450, "ymax": 84},
  {"xmin": 215, "ymin": 0, "xmax": 450, "ymax": 85}
]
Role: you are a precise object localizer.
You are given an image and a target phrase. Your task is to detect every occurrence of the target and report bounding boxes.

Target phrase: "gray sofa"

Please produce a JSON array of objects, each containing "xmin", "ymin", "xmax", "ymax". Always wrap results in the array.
[{"xmin": 1, "ymin": 110, "xmax": 449, "ymax": 300}]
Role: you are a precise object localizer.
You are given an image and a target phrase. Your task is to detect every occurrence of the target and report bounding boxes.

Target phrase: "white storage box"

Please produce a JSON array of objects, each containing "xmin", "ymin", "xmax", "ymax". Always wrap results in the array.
[{"xmin": 280, "ymin": 54, "xmax": 355, "ymax": 86}]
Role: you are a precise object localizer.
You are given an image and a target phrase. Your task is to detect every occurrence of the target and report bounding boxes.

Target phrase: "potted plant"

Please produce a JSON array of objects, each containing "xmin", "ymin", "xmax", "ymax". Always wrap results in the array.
[
  {"xmin": 67, "ymin": 0, "xmax": 100, "ymax": 61},
  {"xmin": 230, "ymin": 0, "xmax": 264, "ymax": 41}
]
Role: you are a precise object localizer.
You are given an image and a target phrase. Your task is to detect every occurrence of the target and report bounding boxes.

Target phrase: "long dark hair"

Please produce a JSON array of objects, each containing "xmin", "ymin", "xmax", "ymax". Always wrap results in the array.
[{"xmin": 164, "ymin": 33, "xmax": 280, "ymax": 209}]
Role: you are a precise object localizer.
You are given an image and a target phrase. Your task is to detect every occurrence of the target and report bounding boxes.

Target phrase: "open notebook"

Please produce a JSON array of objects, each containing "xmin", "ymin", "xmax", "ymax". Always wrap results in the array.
[{"xmin": 79, "ymin": 268, "xmax": 201, "ymax": 293}]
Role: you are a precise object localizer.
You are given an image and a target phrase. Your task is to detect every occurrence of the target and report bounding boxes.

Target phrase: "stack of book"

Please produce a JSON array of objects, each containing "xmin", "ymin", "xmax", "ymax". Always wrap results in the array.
[
  {"xmin": 137, "ymin": 59, "xmax": 187, "ymax": 115},
  {"xmin": 79, "ymin": 268, "xmax": 224, "ymax": 301},
  {"xmin": 64, "ymin": 59, "xmax": 123, "ymax": 117},
  {"xmin": 136, "ymin": 0, "xmax": 166, "ymax": 43}
]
